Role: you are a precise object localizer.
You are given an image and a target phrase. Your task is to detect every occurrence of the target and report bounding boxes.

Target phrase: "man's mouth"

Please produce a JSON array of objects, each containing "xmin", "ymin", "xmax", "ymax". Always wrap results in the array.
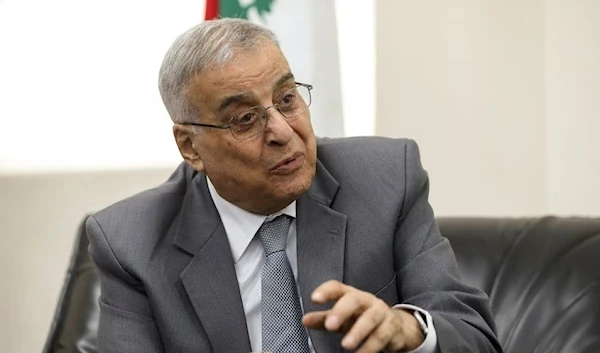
[{"xmin": 270, "ymin": 152, "xmax": 304, "ymax": 175}]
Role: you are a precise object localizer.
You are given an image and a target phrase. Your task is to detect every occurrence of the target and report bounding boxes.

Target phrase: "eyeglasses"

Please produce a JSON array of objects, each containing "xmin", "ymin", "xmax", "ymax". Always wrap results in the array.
[{"xmin": 181, "ymin": 82, "xmax": 313, "ymax": 140}]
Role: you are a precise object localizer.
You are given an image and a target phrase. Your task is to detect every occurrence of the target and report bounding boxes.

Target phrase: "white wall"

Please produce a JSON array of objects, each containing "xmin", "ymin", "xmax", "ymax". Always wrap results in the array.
[
  {"xmin": 335, "ymin": 0, "xmax": 376, "ymax": 137},
  {"xmin": 0, "ymin": 0, "xmax": 202, "ymax": 173}
]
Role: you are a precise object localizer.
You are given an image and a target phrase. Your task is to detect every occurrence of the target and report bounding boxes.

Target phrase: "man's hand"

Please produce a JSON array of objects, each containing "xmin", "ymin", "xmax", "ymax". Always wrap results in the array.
[{"xmin": 302, "ymin": 280, "xmax": 425, "ymax": 353}]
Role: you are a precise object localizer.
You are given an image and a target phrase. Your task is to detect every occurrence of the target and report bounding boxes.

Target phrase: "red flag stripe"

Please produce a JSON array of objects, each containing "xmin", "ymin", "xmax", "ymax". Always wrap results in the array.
[{"xmin": 205, "ymin": 0, "xmax": 219, "ymax": 20}]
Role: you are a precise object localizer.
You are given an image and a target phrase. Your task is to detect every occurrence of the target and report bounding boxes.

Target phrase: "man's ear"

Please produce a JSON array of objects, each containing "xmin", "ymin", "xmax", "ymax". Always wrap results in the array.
[{"xmin": 173, "ymin": 124, "xmax": 205, "ymax": 172}]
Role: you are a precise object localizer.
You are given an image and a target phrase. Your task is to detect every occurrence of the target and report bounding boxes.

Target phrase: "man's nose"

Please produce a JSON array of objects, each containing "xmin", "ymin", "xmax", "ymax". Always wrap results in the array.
[{"xmin": 263, "ymin": 107, "xmax": 294, "ymax": 145}]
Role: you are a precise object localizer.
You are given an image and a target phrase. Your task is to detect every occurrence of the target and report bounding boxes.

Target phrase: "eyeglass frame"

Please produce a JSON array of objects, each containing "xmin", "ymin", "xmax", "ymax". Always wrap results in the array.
[{"xmin": 179, "ymin": 82, "xmax": 313, "ymax": 140}]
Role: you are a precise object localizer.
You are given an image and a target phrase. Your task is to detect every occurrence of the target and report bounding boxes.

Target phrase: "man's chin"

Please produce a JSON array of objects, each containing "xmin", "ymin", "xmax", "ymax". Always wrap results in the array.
[{"xmin": 274, "ymin": 175, "xmax": 313, "ymax": 201}]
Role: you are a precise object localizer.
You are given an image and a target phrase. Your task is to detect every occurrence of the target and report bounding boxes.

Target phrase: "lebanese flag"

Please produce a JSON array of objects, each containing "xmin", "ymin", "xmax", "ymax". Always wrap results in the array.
[
  {"xmin": 204, "ymin": 0, "xmax": 344, "ymax": 138},
  {"xmin": 205, "ymin": 0, "xmax": 218, "ymax": 20}
]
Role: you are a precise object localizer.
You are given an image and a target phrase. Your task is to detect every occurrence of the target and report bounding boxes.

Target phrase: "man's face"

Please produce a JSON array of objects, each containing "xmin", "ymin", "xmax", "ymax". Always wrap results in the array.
[{"xmin": 175, "ymin": 42, "xmax": 317, "ymax": 215}]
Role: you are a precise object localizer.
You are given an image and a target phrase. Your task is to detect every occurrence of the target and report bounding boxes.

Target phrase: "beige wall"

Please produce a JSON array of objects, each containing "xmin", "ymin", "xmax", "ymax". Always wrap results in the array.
[
  {"xmin": 376, "ymin": 0, "xmax": 599, "ymax": 217},
  {"xmin": 0, "ymin": 169, "xmax": 174, "ymax": 353},
  {"xmin": 545, "ymin": 0, "xmax": 600, "ymax": 215}
]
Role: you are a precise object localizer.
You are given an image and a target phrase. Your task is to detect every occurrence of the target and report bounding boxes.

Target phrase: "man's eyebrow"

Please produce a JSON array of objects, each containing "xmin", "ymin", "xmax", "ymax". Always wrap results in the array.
[
  {"xmin": 218, "ymin": 92, "xmax": 253, "ymax": 113},
  {"xmin": 275, "ymin": 72, "xmax": 295, "ymax": 88},
  {"xmin": 217, "ymin": 73, "xmax": 295, "ymax": 113}
]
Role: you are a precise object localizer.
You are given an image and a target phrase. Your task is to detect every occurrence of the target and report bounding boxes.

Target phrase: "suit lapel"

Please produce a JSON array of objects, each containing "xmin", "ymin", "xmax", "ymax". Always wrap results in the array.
[
  {"xmin": 173, "ymin": 175, "xmax": 252, "ymax": 353},
  {"xmin": 297, "ymin": 161, "xmax": 348, "ymax": 353},
  {"xmin": 170, "ymin": 162, "xmax": 348, "ymax": 353}
]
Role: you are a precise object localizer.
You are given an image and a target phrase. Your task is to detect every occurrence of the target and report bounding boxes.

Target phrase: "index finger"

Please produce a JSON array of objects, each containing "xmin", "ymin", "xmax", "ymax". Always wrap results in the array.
[{"xmin": 311, "ymin": 280, "xmax": 352, "ymax": 304}]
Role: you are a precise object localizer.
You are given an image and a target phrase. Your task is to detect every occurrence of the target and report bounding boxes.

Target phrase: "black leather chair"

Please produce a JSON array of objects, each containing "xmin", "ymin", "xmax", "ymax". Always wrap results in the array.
[
  {"xmin": 43, "ymin": 220, "xmax": 100, "ymax": 353},
  {"xmin": 43, "ymin": 217, "xmax": 600, "ymax": 353}
]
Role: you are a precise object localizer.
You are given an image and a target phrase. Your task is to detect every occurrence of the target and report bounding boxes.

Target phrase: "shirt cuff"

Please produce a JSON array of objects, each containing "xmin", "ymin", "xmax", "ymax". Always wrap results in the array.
[{"xmin": 392, "ymin": 304, "xmax": 439, "ymax": 353}]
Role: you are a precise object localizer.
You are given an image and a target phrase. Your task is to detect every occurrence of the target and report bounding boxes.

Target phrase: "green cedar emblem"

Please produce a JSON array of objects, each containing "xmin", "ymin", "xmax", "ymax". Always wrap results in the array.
[{"xmin": 220, "ymin": 0, "xmax": 277, "ymax": 21}]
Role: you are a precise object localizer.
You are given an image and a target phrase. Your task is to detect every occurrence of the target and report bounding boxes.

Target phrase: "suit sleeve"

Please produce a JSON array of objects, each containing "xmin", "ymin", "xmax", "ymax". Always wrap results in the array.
[
  {"xmin": 86, "ymin": 215, "xmax": 165, "ymax": 353},
  {"xmin": 394, "ymin": 139, "xmax": 503, "ymax": 353}
]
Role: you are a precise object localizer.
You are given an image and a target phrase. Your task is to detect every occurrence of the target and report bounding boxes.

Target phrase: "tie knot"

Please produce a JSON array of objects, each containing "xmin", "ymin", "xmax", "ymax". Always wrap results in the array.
[{"xmin": 258, "ymin": 215, "xmax": 292, "ymax": 256}]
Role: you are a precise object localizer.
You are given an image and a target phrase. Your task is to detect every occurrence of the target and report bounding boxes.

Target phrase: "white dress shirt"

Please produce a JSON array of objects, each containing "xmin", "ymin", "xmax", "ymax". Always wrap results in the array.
[{"xmin": 207, "ymin": 177, "xmax": 438, "ymax": 353}]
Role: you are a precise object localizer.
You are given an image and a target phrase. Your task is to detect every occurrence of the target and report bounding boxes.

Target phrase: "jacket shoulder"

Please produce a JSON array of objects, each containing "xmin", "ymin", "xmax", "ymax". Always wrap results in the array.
[
  {"xmin": 315, "ymin": 137, "xmax": 426, "ymax": 212},
  {"xmin": 87, "ymin": 162, "xmax": 196, "ymax": 255},
  {"xmin": 317, "ymin": 136, "xmax": 420, "ymax": 174}
]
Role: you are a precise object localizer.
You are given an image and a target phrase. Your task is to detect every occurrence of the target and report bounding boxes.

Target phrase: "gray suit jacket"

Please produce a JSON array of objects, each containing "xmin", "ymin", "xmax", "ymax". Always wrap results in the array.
[{"xmin": 87, "ymin": 137, "xmax": 501, "ymax": 353}]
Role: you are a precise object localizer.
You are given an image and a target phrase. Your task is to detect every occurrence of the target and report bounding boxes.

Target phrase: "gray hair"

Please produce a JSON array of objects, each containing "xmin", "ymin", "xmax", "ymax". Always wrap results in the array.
[{"xmin": 158, "ymin": 18, "xmax": 280, "ymax": 124}]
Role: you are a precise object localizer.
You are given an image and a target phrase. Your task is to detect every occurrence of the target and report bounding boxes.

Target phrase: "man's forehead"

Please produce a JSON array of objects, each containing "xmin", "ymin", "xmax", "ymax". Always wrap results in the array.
[
  {"xmin": 185, "ymin": 44, "xmax": 292, "ymax": 106},
  {"xmin": 212, "ymin": 46, "xmax": 289, "ymax": 81},
  {"xmin": 192, "ymin": 61, "xmax": 292, "ymax": 94}
]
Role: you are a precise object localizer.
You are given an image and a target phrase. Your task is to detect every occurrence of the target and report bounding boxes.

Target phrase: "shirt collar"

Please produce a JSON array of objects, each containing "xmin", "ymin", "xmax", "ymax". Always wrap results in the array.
[{"xmin": 206, "ymin": 176, "xmax": 296, "ymax": 263}]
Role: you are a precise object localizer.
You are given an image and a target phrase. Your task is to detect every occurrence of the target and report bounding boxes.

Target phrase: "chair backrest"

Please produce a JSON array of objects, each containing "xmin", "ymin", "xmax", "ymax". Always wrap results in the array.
[
  {"xmin": 438, "ymin": 217, "xmax": 600, "ymax": 353},
  {"xmin": 43, "ymin": 218, "xmax": 100, "ymax": 353},
  {"xmin": 44, "ymin": 217, "xmax": 600, "ymax": 353}
]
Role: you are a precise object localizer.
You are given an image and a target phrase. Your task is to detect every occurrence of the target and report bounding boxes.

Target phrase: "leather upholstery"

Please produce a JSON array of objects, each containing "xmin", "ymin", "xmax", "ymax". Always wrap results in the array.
[
  {"xmin": 438, "ymin": 217, "xmax": 600, "ymax": 353},
  {"xmin": 43, "ymin": 220, "xmax": 100, "ymax": 353},
  {"xmin": 43, "ymin": 217, "xmax": 600, "ymax": 353}
]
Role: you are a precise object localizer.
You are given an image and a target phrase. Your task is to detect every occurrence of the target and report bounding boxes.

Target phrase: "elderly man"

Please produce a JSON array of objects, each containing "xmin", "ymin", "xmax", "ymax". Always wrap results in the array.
[{"xmin": 87, "ymin": 19, "xmax": 501, "ymax": 353}]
